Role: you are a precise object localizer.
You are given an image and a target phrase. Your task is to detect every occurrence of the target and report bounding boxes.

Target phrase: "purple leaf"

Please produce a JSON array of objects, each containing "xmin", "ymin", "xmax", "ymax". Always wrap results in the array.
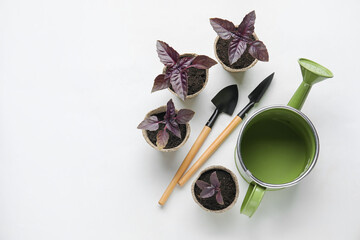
[
  {"xmin": 178, "ymin": 56, "xmax": 195, "ymax": 69},
  {"xmin": 156, "ymin": 129, "xmax": 169, "ymax": 149},
  {"xmin": 248, "ymin": 40, "xmax": 269, "ymax": 62},
  {"xmin": 228, "ymin": 38, "xmax": 247, "ymax": 65},
  {"xmin": 152, "ymin": 74, "xmax": 170, "ymax": 93},
  {"xmin": 164, "ymin": 99, "xmax": 181, "ymax": 138},
  {"xmin": 164, "ymin": 68, "xmax": 174, "ymax": 86},
  {"xmin": 196, "ymin": 180, "xmax": 211, "ymax": 190},
  {"xmin": 176, "ymin": 109, "xmax": 195, "ymax": 124},
  {"xmin": 137, "ymin": 115, "xmax": 159, "ymax": 131},
  {"xmin": 210, "ymin": 171, "xmax": 221, "ymax": 188},
  {"xmin": 166, "ymin": 120, "xmax": 181, "ymax": 138},
  {"xmin": 200, "ymin": 186, "xmax": 216, "ymax": 198},
  {"xmin": 216, "ymin": 191, "xmax": 224, "ymax": 205},
  {"xmin": 156, "ymin": 41, "xmax": 179, "ymax": 67},
  {"xmin": 237, "ymin": 10, "xmax": 256, "ymax": 38},
  {"xmin": 190, "ymin": 55, "xmax": 217, "ymax": 69},
  {"xmin": 210, "ymin": 18, "xmax": 236, "ymax": 40},
  {"xmin": 165, "ymin": 99, "xmax": 176, "ymax": 121},
  {"xmin": 170, "ymin": 69, "xmax": 188, "ymax": 101}
]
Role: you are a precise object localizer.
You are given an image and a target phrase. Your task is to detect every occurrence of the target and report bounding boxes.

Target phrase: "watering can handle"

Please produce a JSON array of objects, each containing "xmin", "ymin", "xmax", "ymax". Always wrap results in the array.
[{"xmin": 240, "ymin": 183, "xmax": 265, "ymax": 217}]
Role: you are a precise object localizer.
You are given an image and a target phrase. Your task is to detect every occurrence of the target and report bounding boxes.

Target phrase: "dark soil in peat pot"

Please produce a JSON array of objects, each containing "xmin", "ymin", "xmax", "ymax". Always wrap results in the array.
[
  {"xmin": 146, "ymin": 112, "xmax": 187, "ymax": 149},
  {"xmin": 194, "ymin": 169, "xmax": 237, "ymax": 211},
  {"xmin": 216, "ymin": 35, "xmax": 256, "ymax": 69}
]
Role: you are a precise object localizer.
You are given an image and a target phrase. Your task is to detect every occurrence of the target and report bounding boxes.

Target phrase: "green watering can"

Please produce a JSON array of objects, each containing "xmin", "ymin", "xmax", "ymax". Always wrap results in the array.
[{"xmin": 235, "ymin": 58, "xmax": 334, "ymax": 217}]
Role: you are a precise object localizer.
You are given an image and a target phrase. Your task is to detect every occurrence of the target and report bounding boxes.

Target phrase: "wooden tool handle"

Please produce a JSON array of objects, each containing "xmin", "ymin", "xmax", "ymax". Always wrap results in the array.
[
  {"xmin": 178, "ymin": 116, "xmax": 243, "ymax": 186},
  {"xmin": 158, "ymin": 126, "xmax": 212, "ymax": 205}
]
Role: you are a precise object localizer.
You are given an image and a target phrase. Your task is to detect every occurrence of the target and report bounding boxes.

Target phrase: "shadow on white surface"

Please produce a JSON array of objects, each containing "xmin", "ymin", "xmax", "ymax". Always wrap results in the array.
[
  {"xmin": 227, "ymin": 70, "xmax": 247, "ymax": 84},
  {"xmin": 258, "ymin": 185, "xmax": 299, "ymax": 217}
]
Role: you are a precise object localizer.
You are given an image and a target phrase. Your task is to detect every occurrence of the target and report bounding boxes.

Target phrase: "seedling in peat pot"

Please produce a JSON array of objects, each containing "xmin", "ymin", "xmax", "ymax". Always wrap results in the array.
[
  {"xmin": 152, "ymin": 41, "xmax": 217, "ymax": 100},
  {"xmin": 210, "ymin": 10, "xmax": 269, "ymax": 65},
  {"xmin": 196, "ymin": 171, "xmax": 224, "ymax": 205},
  {"xmin": 137, "ymin": 99, "xmax": 194, "ymax": 149}
]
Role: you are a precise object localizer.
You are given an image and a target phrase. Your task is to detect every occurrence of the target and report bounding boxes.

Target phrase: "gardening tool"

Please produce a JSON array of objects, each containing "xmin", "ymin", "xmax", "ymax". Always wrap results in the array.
[
  {"xmin": 158, "ymin": 84, "xmax": 239, "ymax": 205},
  {"xmin": 235, "ymin": 58, "xmax": 333, "ymax": 217},
  {"xmin": 178, "ymin": 73, "xmax": 274, "ymax": 186}
]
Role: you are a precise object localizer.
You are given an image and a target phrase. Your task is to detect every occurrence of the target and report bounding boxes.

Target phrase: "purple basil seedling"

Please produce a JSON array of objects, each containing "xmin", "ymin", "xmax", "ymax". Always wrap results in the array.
[
  {"xmin": 195, "ymin": 171, "xmax": 224, "ymax": 205},
  {"xmin": 137, "ymin": 99, "xmax": 194, "ymax": 149},
  {"xmin": 210, "ymin": 10, "xmax": 269, "ymax": 65},
  {"xmin": 152, "ymin": 41, "xmax": 217, "ymax": 101}
]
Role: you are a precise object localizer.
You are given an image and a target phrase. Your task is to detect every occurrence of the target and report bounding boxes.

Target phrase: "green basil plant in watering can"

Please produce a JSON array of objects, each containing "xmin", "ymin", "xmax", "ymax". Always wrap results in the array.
[{"xmin": 235, "ymin": 58, "xmax": 334, "ymax": 217}]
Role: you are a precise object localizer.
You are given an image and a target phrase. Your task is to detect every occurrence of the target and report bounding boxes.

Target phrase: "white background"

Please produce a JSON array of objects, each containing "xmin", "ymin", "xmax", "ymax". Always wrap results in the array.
[{"xmin": 1, "ymin": 0, "xmax": 360, "ymax": 239}]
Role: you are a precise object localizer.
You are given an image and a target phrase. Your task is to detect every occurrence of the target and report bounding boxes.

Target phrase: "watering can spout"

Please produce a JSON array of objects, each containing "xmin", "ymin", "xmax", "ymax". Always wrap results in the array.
[
  {"xmin": 288, "ymin": 58, "xmax": 333, "ymax": 110},
  {"xmin": 299, "ymin": 58, "xmax": 334, "ymax": 85}
]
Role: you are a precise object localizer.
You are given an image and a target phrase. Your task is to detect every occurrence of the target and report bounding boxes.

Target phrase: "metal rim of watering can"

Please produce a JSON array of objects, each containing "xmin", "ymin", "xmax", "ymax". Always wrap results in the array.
[{"xmin": 235, "ymin": 105, "xmax": 320, "ymax": 189}]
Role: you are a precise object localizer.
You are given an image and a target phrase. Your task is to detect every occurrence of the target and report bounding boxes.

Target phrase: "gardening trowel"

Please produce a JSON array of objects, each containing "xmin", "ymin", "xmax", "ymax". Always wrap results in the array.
[
  {"xmin": 159, "ymin": 84, "xmax": 239, "ymax": 205},
  {"xmin": 178, "ymin": 73, "xmax": 274, "ymax": 186}
]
